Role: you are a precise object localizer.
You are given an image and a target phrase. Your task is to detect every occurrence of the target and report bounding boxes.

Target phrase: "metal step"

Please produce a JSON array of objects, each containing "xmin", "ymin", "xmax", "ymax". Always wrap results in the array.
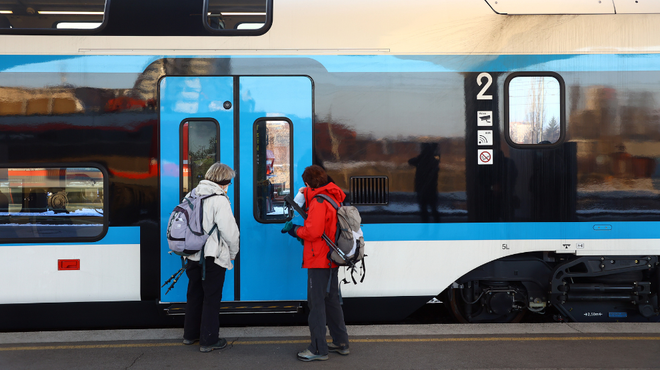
[{"xmin": 165, "ymin": 301, "xmax": 302, "ymax": 315}]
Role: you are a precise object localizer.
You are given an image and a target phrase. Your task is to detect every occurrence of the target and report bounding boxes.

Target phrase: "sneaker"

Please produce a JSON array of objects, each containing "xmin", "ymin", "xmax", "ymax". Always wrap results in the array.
[
  {"xmin": 297, "ymin": 349, "xmax": 328, "ymax": 362},
  {"xmin": 182, "ymin": 338, "xmax": 198, "ymax": 345},
  {"xmin": 199, "ymin": 338, "xmax": 227, "ymax": 353},
  {"xmin": 328, "ymin": 342, "xmax": 350, "ymax": 355}
]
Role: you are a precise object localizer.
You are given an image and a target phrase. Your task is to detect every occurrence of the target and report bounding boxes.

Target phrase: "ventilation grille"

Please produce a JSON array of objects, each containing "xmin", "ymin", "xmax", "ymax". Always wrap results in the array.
[{"xmin": 350, "ymin": 176, "xmax": 389, "ymax": 205}]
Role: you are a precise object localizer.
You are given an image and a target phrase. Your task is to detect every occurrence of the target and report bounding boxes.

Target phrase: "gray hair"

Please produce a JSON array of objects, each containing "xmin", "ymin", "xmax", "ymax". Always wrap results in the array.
[{"xmin": 205, "ymin": 163, "xmax": 235, "ymax": 183}]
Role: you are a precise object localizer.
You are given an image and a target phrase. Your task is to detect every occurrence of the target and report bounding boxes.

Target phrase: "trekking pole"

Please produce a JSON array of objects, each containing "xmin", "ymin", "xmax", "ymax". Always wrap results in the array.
[
  {"xmin": 284, "ymin": 195, "xmax": 353, "ymax": 268},
  {"xmin": 164, "ymin": 267, "xmax": 186, "ymax": 295},
  {"xmin": 162, "ymin": 267, "xmax": 183, "ymax": 288},
  {"xmin": 321, "ymin": 233, "xmax": 355, "ymax": 268}
]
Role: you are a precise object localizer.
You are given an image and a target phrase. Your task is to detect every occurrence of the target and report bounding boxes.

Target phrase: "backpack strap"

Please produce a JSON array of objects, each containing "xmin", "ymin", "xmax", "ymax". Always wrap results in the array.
[
  {"xmin": 313, "ymin": 194, "xmax": 342, "ymax": 246},
  {"xmin": 196, "ymin": 192, "xmax": 220, "ymax": 281},
  {"xmin": 197, "ymin": 193, "xmax": 220, "ymax": 234},
  {"xmin": 314, "ymin": 194, "xmax": 355, "ymax": 268},
  {"xmin": 313, "ymin": 193, "xmax": 339, "ymax": 210}
]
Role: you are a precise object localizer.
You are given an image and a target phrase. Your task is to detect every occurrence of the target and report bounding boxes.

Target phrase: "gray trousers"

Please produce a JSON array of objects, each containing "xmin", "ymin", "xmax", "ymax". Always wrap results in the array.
[{"xmin": 307, "ymin": 267, "xmax": 350, "ymax": 355}]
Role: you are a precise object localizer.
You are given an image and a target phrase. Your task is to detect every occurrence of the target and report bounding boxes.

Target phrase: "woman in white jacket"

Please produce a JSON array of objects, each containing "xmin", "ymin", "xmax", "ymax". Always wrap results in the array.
[{"xmin": 183, "ymin": 162, "xmax": 240, "ymax": 353}]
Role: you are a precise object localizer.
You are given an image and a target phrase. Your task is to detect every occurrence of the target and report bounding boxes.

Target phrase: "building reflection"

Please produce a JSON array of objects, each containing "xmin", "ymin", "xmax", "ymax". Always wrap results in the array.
[{"xmin": 569, "ymin": 83, "xmax": 660, "ymax": 221}]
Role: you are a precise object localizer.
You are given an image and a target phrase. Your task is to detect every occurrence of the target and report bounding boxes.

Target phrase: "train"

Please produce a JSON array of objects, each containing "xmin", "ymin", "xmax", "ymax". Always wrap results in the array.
[{"xmin": 2, "ymin": 0, "xmax": 660, "ymax": 331}]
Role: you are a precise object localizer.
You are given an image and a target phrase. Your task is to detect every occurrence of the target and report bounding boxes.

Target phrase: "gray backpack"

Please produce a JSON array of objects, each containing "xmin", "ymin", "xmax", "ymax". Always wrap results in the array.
[
  {"xmin": 166, "ymin": 188, "xmax": 218, "ymax": 256},
  {"xmin": 162, "ymin": 189, "xmax": 219, "ymax": 294},
  {"xmin": 315, "ymin": 194, "xmax": 366, "ymax": 283}
]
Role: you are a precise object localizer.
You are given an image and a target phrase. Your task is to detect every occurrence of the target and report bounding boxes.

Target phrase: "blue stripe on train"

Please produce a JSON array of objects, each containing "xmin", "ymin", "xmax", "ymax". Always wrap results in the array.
[
  {"xmin": 4, "ymin": 54, "xmax": 660, "ymax": 74},
  {"xmin": 4, "ymin": 221, "xmax": 657, "ymax": 246}
]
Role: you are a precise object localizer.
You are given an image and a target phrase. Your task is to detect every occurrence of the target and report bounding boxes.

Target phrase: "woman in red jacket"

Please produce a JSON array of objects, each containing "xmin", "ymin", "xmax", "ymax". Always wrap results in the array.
[{"xmin": 286, "ymin": 165, "xmax": 350, "ymax": 361}]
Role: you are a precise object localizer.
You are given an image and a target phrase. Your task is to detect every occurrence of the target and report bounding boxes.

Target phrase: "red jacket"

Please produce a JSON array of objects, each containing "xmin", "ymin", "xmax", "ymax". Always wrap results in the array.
[{"xmin": 295, "ymin": 182, "xmax": 346, "ymax": 268}]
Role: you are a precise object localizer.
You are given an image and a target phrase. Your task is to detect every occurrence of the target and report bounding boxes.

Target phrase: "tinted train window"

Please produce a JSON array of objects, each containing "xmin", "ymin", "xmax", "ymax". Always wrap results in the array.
[
  {"xmin": 205, "ymin": 0, "xmax": 269, "ymax": 32},
  {"xmin": 507, "ymin": 75, "xmax": 563, "ymax": 145},
  {"xmin": 254, "ymin": 119, "xmax": 292, "ymax": 223},
  {"xmin": 0, "ymin": 167, "xmax": 105, "ymax": 240},
  {"xmin": 0, "ymin": 0, "xmax": 106, "ymax": 30},
  {"xmin": 181, "ymin": 120, "xmax": 219, "ymax": 199}
]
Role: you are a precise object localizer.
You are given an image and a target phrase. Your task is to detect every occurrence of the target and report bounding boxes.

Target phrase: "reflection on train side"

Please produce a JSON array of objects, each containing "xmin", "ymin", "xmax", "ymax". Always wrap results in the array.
[{"xmin": 0, "ymin": 167, "xmax": 104, "ymax": 239}]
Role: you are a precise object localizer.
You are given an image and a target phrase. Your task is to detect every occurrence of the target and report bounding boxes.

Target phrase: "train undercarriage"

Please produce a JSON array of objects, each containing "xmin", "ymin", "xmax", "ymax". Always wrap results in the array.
[{"xmin": 447, "ymin": 253, "xmax": 660, "ymax": 323}]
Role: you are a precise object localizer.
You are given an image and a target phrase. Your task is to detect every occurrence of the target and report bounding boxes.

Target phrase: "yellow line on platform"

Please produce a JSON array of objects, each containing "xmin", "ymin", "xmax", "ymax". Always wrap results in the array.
[
  {"xmin": 0, "ymin": 342, "xmax": 182, "ymax": 351},
  {"xmin": 2, "ymin": 336, "xmax": 659, "ymax": 351},
  {"xmin": 238, "ymin": 336, "xmax": 660, "ymax": 345}
]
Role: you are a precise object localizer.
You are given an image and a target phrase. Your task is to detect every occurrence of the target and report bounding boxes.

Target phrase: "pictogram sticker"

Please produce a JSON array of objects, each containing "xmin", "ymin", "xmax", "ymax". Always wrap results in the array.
[
  {"xmin": 477, "ymin": 111, "xmax": 492, "ymax": 126},
  {"xmin": 478, "ymin": 149, "xmax": 493, "ymax": 165},
  {"xmin": 477, "ymin": 130, "xmax": 492, "ymax": 146}
]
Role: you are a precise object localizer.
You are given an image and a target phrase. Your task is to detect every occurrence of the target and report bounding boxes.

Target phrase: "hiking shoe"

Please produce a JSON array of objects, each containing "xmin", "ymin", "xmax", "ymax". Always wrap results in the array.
[
  {"xmin": 328, "ymin": 342, "xmax": 350, "ymax": 355},
  {"xmin": 199, "ymin": 338, "xmax": 227, "ymax": 353},
  {"xmin": 182, "ymin": 338, "xmax": 198, "ymax": 345},
  {"xmin": 297, "ymin": 349, "xmax": 328, "ymax": 362}
]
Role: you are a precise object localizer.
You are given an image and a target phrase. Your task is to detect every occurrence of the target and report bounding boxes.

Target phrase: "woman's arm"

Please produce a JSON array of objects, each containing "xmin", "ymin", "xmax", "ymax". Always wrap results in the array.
[
  {"xmin": 214, "ymin": 196, "xmax": 240, "ymax": 259},
  {"xmin": 295, "ymin": 198, "xmax": 326, "ymax": 241}
]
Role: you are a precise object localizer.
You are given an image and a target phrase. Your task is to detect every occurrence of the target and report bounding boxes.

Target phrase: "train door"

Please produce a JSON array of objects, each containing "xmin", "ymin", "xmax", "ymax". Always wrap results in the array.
[
  {"xmin": 159, "ymin": 76, "xmax": 313, "ymax": 303},
  {"xmin": 466, "ymin": 72, "xmax": 575, "ymax": 223}
]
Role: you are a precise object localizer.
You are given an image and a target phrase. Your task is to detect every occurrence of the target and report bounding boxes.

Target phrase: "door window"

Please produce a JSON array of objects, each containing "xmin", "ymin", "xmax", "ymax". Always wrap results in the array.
[
  {"xmin": 181, "ymin": 120, "xmax": 219, "ymax": 199},
  {"xmin": 254, "ymin": 119, "xmax": 292, "ymax": 222}
]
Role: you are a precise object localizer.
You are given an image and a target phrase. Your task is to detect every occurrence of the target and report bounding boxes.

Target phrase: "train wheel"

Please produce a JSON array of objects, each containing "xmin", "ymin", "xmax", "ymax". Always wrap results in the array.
[{"xmin": 449, "ymin": 286, "xmax": 527, "ymax": 323}]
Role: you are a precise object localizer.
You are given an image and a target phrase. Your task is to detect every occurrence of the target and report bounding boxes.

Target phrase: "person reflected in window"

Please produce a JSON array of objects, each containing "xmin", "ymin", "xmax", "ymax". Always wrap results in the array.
[
  {"xmin": 493, "ymin": 149, "xmax": 519, "ymax": 221},
  {"xmin": 208, "ymin": 14, "xmax": 225, "ymax": 29},
  {"xmin": 408, "ymin": 142, "xmax": 441, "ymax": 223},
  {"xmin": 529, "ymin": 141, "xmax": 561, "ymax": 222}
]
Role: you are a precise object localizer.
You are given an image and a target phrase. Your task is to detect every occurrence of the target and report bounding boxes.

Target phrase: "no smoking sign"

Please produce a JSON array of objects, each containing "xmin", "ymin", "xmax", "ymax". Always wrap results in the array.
[{"xmin": 478, "ymin": 149, "xmax": 493, "ymax": 165}]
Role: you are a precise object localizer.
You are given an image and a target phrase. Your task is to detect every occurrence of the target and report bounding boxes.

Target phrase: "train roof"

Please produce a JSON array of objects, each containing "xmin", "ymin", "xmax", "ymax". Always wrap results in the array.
[{"xmin": 1, "ymin": 0, "xmax": 660, "ymax": 56}]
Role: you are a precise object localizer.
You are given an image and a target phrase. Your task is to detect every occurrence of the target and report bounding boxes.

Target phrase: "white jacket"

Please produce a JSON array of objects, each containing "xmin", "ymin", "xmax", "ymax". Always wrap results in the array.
[{"xmin": 186, "ymin": 180, "xmax": 240, "ymax": 270}]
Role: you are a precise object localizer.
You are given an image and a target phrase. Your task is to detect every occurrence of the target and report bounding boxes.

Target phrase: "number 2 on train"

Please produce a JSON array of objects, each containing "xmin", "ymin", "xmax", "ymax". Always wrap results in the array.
[{"xmin": 477, "ymin": 72, "xmax": 493, "ymax": 100}]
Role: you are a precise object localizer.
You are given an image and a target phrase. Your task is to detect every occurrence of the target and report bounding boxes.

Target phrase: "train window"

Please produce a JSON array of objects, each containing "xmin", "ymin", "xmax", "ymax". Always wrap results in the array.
[
  {"xmin": 254, "ymin": 119, "xmax": 292, "ymax": 223},
  {"xmin": 0, "ymin": 0, "xmax": 106, "ymax": 30},
  {"xmin": 507, "ymin": 75, "xmax": 563, "ymax": 145},
  {"xmin": 181, "ymin": 120, "xmax": 219, "ymax": 199},
  {"xmin": 205, "ymin": 0, "xmax": 270, "ymax": 33},
  {"xmin": 0, "ymin": 166, "xmax": 106, "ymax": 240}
]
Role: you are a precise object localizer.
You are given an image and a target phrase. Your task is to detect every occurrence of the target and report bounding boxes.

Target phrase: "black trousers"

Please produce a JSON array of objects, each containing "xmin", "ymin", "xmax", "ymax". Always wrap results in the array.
[
  {"xmin": 307, "ymin": 267, "xmax": 349, "ymax": 355},
  {"xmin": 183, "ymin": 257, "xmax": 227, "ymax": 346}
]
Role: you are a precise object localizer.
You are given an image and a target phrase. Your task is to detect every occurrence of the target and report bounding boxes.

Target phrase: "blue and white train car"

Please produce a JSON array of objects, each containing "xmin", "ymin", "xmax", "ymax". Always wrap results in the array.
[{"xmin": 2, "ymin": 0, "xmax": 660, "ymax": 330}]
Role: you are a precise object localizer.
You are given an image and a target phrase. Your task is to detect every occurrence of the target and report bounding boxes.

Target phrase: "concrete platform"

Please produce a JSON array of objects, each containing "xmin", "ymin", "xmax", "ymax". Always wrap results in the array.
[
  {"xmin": 2, "ymin": 323, "xmax": 660, "ymax": 369},
  {"xmin": 2, "ymin": 322, "xmax": 660, "ymax": 344}
]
